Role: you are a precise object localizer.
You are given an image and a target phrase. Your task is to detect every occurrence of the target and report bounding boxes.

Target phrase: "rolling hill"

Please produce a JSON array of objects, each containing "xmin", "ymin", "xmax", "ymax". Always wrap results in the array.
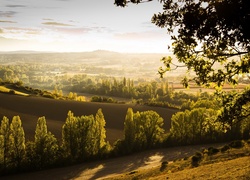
[{"xmin": 0, "ymin": 93, "xmax": 178, "ymax": 143}]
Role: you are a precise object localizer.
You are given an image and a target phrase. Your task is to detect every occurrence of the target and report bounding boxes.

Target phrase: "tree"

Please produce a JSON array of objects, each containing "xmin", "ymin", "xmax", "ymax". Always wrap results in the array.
[
  {"xmin": 115, "ymin": 0, "xmax": 249, "ymax": 86},
  {"xmin": 139, "ymin": 110, "xmax": 165, "ymax": 147},
  {"xmin": 124, "ymin": 109, "xmax": 164, "ymax": 150},
  {"xmin": 62, "ymin": 110, "xmax": 108, "ymax": 160},
  {"xmin": 124, "ymin": 108, "xmax": 136, "ymax": 152},
  {"xmin": 9, "ymin": 116, "xmax": 25, "ymax": 169},
  {"xmin": 170, "ymin": 108, "xmax": 223, "ymax": 144},
  {"xmin": 0, "ymin": 116, "xmax": 11, "ymax": 169},
  {"xmin": 62, "ymin": 111, "xmax": 78, "ymax": 159},
  {"xmin": 34, "ymin": 117, "xmax": 58, "ymax": 168},
  {"xmin": 76, "ymin": 115, "xmax": 95, "ymax": 158},
  {"xmin": 115, "ymin": 0, "xmax": 250, "ymax": 125},
  {"xmin": 94, "ymin": 109, "xmax": 107, "ymax": 154}
]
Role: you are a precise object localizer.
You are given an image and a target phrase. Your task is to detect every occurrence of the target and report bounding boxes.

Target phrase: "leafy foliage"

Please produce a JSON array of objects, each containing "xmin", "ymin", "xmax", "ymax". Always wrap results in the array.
[
  {"xmin": 118, "ymin": 108, "xmax": 165, "ymax": 153},
  {"xmin": 116, "ymin": 0, "xmax": 250, "ymax": 87},
  {"xmin": 218, "ymin": 87, "xmax": 250, "ymax": 125},
  {"xmin": 9, "ymin": 116, "xmax": 25, "ymax": 169},
  {"xmin": 62, "ymin": 109, "xmax": 108, "ymax": 160},
  {"xmin": 115, "ymin": 0, "xmax": 250, "ymax": 126},
  {"xmin": 34, "ymin": 117, "xmax": 58, "ymax": 168},
  {"xmin": 0, "ymin": 117, "xmax": 10, "ymax": 170},
  {"xmin": 170, "ymin": 108, "xmax": 223, "ymax": 144}
]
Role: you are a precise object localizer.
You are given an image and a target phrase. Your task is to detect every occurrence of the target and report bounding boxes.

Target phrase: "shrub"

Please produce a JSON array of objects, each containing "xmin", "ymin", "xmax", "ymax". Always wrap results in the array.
[
  {"xmin": 207, "ymin": 147, "xmax": 220, "ymax": 156},
  {"xmin": 42, "ymin": 93, "xmax": 55, "ymax": 99},
  {"xmin": 190, "ymin": 151, "xmax": 203, "ymax": 167},
  {"xmin": 191, "ymin": 154, "xmax": 202, "ymax": 167},
  {"xmin": 160, "ymin": 161, "xmax": 168, "ymax": 171},
  {"xmin": 220, "ymin": 145, "xmax": 230, "ymax": 153},
  {"xmin": 229, "ymin": 140, "xmax": 244, "ymax": 148},
  {"xmin": 9, "ymin": 89, "xmax": 15, "ymax": 94}
]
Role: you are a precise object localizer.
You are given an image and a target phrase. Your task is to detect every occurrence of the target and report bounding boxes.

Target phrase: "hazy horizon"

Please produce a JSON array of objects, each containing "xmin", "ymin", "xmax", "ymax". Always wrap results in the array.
[{"xmin": 0, "ymin": 0, "xmax": 171, "ymax": 54}]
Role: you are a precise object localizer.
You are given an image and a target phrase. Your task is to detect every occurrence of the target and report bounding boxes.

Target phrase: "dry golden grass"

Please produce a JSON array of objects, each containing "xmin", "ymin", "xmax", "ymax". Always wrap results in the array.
[
  {"xmin": 151, "ymin": 156, "xmax": 250, "ymax": 180},
  {"xmin": 0, "ymin": 85, "xmax": 29, "ymax": 96},
  {"xmin": 107, "ymin": 141, "xmax": 250, "ymax": 180}
]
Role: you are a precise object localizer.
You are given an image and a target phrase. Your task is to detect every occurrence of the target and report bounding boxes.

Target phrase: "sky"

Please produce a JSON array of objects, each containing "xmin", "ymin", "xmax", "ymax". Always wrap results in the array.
[{"xmin": 0, "ymin": 0, "xmax": 171, "ymax": 53}]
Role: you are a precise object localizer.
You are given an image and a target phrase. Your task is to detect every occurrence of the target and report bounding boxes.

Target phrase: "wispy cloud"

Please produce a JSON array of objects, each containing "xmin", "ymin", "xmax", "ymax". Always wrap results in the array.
[
  {"xmin": 43, "ymin": 18, "xmax": 54, "ymax": 21},
  {"xmin": 114, "ymin": 31, "xmax": 165, "ymax": 40},
  {"xmin": 142, "ymin": 21, "xmax": 155, "ymax": 28},
  {"xmin": 3, "ymin": 27, "xmax": 41, "ymax": 35},
  {"xmin": 0, "ymin": 11, "xmax": 17, "ymax": 18},
  {"xmin": 6, "ymin": 5, "xmax": 26, "ymax": 8},
  {"xmin": 0, "ymin": 20, "xmax": 17, "ymax": 23},
  {"xmin": 42, "ymin": 21, "xmax": 74, "ymax": 27},
  {"xmin": 55, "ymin": 27, "xmax": 90, "ymax": 35}
]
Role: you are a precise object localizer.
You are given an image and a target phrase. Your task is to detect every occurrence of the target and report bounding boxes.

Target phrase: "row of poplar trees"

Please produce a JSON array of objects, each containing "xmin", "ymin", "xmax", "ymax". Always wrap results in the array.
[
  {"xmin": 0, "ymin": 108, "xmax": 166, "ymax": 174},
  {"xmin": 0, "ymin": 109, "xmax": 108, "ymax": 173}
]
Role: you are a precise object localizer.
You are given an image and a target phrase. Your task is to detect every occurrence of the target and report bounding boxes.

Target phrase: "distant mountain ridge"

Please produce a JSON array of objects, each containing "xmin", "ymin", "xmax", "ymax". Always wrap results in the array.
[{"xmin": 0, "ymin": 49, "xmax": 171, "ymax": 55}]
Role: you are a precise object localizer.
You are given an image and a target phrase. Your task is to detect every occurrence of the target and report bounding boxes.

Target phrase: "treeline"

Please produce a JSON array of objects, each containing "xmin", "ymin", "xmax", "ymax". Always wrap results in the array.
[
  {"xmin": 0, "ymin": 109, "xmax": 109, "ymax": 174},
  {"xmin": 1, "ymin": 105, "xmax": 249, "ymax": 175},
  {"xmin": 1, "ymin": 75, "xmax": 202, "ymax": 109},
  {"xmin": 0, "ymin": 109, "xmax": 165, "ymax": 175},
  {"xmin": 0, "ymin": 65, "xmax": 199, "ymax": 108}
]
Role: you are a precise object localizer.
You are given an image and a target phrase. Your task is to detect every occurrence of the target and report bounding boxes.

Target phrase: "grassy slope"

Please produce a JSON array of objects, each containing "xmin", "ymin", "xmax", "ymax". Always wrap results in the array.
[
  {"xmin": 152, "ymin": 156, "xmax": 250, "ymax": 180},
  {"xmin": 108, "ymin": 141, "xmax": 250, "ymax": 180}
]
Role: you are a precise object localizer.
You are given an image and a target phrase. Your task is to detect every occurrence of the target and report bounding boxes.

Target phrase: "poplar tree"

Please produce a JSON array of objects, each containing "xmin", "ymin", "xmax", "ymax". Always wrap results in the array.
[
  {"xmin": 62, "ymin": 111, "xmax": 78, "ymax": 159},
  {"xmin": 34, "ymin": 116, "xmax": 58, "ymax": 168},
  {"xmin": 94, "ymin": 109, "xmax": 107, "ymax": 154},
  {"xmin": 0, "ymin": 116, "xmax": 11, "ymax": 169},
  {"xmin": 76, "ymin": 115, "xmax": 94, "ymax": 158},
  {"xmin": 9, "ymin": 116, "xmax": 25, "ymax": 169},
  {"xmin": 124, "ymin": 108, "xmax": 135, "ymax": 152}
]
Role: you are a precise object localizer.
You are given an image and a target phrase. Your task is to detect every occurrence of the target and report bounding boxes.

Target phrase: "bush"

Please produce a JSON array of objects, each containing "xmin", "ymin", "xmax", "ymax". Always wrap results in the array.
[
  {"xmin": 191, "ymin": 154, "xmax": 202, "ymax": 167},
  {"xmin": 160, "ymin": 161, "xmax": 168, "ymax": 171},
  {"xmin": 42, "ymin": 93, "xmax": 55, "ymax": 99},
  {"xmin": 207, "ymin": 147, "xmax": 220, "ymax": 156},
  {"xmin": 8, "ymin": 89, "xmax": 15, "ymax": 94},
  {"xmin": 229, "ymin": 140, "xmax": 244, "ymax": 148},
  {"xmin": 220, "ymin": 145, "xmax": 230, "ymax": 153}
]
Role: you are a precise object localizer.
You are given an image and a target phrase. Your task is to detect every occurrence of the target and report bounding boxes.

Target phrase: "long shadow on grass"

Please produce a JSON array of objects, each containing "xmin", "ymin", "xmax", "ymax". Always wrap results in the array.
[
  {"xmin": 73, "ymin": 151, "xmax": 160, "ymax": 180},
  {"xmin": 72, "ymin": 144, "xmax": 225, "ymax": 179}
]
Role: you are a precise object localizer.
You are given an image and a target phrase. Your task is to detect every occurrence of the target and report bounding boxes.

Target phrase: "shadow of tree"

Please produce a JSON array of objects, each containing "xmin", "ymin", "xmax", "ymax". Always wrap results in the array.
[{"xmin": 1, "ymin": 143, "xmax": 224, "ymax": 180}]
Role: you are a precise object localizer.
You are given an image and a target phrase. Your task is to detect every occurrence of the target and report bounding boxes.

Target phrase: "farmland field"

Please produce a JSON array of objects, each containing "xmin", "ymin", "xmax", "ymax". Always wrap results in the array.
[{"xmin": 0, "ymin": 93, "xmax": 178, "ymax": 143}]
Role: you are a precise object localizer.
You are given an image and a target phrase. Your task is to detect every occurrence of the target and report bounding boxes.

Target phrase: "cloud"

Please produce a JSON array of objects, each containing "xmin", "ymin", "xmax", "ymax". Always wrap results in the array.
[
  {"xmin": 43, "ymin": 18, "xmax": 54, "ymax": 21},
  {"xmin": 6, "ymin": 5, "xmax": 26, "ymax": 8},
  {"xmin": 0, "ymin": 11, "xmax": 17, "ymax": 18},
  {"xmin": 142, "ymin": 21, "xmax": 155, "ymax": 28},
  {"xmin": 0, "ymin": 29, "xmax": 3, "ymax": 33},
  {"xmin": 90, "ymin": 26, "xmax": 113, "ymax": 33},
  {"xmin": 42, "ymin": 21, "xmax": 74, "ymax": 27},
  {"xmin": 1, "ymin": 27, "xmax": 42, "ymax": 39},
  {"xmin": 55, "ymin": 27, "xmax": 91, "ymax": 35},
  {"xmin": 114, "ymin": 31, "xmax": 165, "ymax": 40},
  {"xmin": 0, "ymin": 20, "xmax": 17, "ymax": 23}
]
